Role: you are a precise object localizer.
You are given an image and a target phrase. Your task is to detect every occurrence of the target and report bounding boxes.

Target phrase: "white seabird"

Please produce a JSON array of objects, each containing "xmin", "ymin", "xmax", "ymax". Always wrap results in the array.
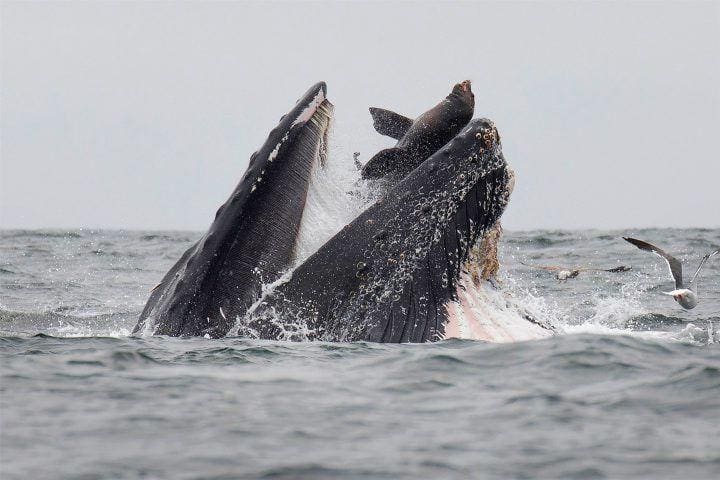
[
  {"xmin": 623, "ymin": 237, "xmax": 719, "ymax": 310},
  {"xmin": 521, "ymin": 261, "xmax": 631, "ymax": 281}
]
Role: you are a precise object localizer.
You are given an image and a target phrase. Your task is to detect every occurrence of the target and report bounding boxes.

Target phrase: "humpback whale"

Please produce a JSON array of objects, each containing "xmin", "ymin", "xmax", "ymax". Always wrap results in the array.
[
  {"xmin": 135, "ymin": 81, "xmax": 552, "ymax": 342},
  {"xmin": 361, "ymin": 80, "xmax": 474, "ymax": 181},
  {"xmin": 134, "ymin": 82, "xmax": 333, "ymax": 337}
]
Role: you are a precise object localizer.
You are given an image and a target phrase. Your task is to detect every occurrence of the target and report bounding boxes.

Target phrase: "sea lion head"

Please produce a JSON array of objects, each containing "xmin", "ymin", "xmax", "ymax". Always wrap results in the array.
[{"xmin": 450, "ymin": 80, "xmax": 474, "ymax": 108}]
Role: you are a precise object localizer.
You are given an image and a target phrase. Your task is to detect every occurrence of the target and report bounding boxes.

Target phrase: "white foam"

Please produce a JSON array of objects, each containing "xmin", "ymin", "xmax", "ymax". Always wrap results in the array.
[
  {"xmin": 583, "ymin": 283, "xmax": 649, "ymax": 329},
  {"xmin": 50, "ymin": 321, "xmax": 132, "ymax": 338},
  {"xmin": 443, "ymin": 272, "xmax": 555, "ymax": 342},
  {"xmin": 294, "ymin": 123, "xmax": 370, "ymax": 264},
  {"xmin": 506, "ymin": 276, "xmax": 711, "ymax": 344}
]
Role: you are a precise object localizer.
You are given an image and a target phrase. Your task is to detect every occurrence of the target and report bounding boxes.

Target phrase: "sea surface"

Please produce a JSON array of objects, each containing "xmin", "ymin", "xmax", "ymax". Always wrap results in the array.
[{"xmin": 1, "ymin": 228, "xmax": 719, "ymax": 479}]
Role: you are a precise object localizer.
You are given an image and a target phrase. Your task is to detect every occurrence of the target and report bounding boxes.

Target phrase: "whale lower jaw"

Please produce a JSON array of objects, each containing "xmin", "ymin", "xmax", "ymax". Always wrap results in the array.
[{"xmin": 442, "ymin": 219, "xmax": 555, "ymax": 342}]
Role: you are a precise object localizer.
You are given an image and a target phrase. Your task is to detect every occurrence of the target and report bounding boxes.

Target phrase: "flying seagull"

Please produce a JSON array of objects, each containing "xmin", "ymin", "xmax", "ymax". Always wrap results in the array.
[
  {"xmin": 623, "ymin": 237, "xmax": 719, "ymax": 310},
  {"xmin": 521, "ymin": 261, "xmax": 631, "ymax": 281}
]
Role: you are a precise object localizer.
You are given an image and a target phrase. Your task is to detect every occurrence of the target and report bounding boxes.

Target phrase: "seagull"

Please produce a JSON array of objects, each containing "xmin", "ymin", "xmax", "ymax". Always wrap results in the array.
[
  {"xmin": 623, "ymin": 237, "xmax": 719, "ymax": 310},
  {"xmin": 521, "ymin": 261, "xmax": 631, "ymax": 281}
]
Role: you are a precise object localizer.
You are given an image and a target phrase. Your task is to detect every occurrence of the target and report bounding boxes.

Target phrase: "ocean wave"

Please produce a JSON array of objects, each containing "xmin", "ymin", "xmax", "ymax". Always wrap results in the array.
[
  {"xmin": 0, "ymin": 229, "xmax": 84, "ymax": 239},
  {"xmin": 0, "ymin": 308, "xmax": 137, "ymax": 338}
]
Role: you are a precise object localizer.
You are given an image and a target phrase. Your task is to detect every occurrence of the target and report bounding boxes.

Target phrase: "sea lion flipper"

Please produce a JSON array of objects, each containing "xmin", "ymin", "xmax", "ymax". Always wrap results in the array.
[
  {"xmin": 361, "ymin": 148, "xmax": 410, "ymax": 179},
  {"xmin": 369, "ymin": 107, "xmax": 413, "ymax": 140}
]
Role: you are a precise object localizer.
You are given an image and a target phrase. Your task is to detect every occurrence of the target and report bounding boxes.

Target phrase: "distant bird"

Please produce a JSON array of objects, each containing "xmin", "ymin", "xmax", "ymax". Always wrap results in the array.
[
  {"xmin": 521, "ymin": 261, "xmax": 631, "ymax": 281},
  {"xmin": 623, "ymin": 237, "xmax": 719, "ymax": 310}
]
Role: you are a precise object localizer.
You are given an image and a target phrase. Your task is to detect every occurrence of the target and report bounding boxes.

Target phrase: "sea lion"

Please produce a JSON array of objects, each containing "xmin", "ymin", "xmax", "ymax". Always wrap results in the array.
[{"xmin": 361, "ymin": 80, "xmax": 475, "ymax": 181}]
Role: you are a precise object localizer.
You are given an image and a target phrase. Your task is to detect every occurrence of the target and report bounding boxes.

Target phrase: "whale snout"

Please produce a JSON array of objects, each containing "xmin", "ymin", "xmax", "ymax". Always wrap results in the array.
[{"xmin": 472, "ymin": 119, "xmax": 499, "ymax": 149}]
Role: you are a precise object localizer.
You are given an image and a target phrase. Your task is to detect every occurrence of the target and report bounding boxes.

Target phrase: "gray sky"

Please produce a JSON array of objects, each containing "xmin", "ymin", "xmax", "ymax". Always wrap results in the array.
[{"xmin": 2, "ymin": 1, "xmax": 719, "ymax": 231}]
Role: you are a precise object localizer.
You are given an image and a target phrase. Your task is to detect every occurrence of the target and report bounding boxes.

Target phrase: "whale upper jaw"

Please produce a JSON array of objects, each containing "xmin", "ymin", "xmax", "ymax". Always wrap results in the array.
[{"xmin": 134, "ymin": 82, "xmax": 334, "ymax": 338}]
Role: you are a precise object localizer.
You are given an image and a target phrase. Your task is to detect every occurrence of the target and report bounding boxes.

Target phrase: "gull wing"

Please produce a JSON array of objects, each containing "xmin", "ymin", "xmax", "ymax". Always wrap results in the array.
[
  {"xmin": 577, "ymin": 265, "xmax": 632, "ymax": 273},
  {"xmin": 623, "ymin": 237, "xmax": 683, "ymax": 288},
  {"xmin": 689, "ymin": 249, "xmax": 720, "ymax": 287}
]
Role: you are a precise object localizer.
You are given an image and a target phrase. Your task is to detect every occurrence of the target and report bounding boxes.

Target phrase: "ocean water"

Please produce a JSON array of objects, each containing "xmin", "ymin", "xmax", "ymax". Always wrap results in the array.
[{"xmin": 1, "ymin": 228, "xmax": 719, "ymax": 479}]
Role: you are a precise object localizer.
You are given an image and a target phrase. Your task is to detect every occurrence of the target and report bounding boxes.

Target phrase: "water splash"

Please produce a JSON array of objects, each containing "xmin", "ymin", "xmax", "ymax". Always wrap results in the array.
[{"xmin": 294, "ymin": 133, "xmax": 369, "ymax": 264}]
